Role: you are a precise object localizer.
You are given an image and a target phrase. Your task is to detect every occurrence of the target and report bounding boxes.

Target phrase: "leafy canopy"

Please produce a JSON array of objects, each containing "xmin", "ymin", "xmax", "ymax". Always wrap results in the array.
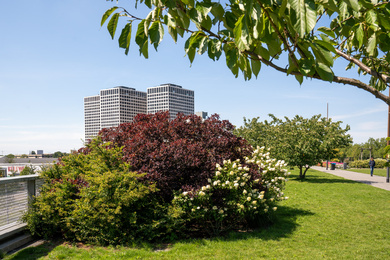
[
  {"xmin": 234, "ymin": 114, "xmax": 352, "ymax": 178},
  {"xmin": 102, "ymin": 0, "xmax": 390, "ymax": 104}
]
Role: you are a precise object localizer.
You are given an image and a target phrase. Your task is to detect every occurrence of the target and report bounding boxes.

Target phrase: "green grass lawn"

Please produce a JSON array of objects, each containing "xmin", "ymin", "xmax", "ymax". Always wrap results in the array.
[
  {"xmin": 347, "ymin": 168, "xmax": 389, "ymax": 177},
  {"xmin": 5, "ymin": 169, "xmax": 390, "ymax": 259}
]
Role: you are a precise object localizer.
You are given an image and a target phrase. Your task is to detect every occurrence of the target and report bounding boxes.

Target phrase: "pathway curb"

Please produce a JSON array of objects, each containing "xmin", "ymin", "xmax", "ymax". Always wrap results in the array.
[{"xmin": 311, "ymin": 166, "xmax": 390, "ymax": 191}]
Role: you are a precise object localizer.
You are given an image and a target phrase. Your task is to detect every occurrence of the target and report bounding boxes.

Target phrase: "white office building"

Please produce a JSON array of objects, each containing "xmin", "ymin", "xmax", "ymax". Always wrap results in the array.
[
  {"xmin": 84, "ymin": 86, "xmax": 147, "ymax": 140},
  {"xmin": 147, "ymin": 83, "xmax": 194, "ymax": 120}
]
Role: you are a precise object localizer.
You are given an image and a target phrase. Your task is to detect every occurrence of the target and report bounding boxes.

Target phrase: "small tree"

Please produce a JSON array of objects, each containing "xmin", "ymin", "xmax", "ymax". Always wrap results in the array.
[
  {"xmin": 4, "ymin": 154, "xmax": 15, "ymax": 163},
  {"xmin": 20, "ymin": 165, "xmax": 36, "ymax": 175},
  {"xmin": 235, "ymin": 114, "xmax": 352, "ymax": 179}
]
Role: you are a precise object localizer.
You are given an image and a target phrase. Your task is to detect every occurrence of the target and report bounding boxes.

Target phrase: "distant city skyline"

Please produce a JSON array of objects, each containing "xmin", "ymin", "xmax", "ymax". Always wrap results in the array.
[
  {"xmin": 1, "ymin": 1, "xmax": 388, "ymax": 155},
  {"xmin": 84, "ymin": 84, "xmax": 194, "ymax": 140}
]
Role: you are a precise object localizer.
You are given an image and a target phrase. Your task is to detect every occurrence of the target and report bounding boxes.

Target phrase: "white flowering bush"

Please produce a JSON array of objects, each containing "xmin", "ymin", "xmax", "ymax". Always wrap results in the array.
[{"xmin": 172, "ymin": 146, "xmax": 290, "ymax": 235}]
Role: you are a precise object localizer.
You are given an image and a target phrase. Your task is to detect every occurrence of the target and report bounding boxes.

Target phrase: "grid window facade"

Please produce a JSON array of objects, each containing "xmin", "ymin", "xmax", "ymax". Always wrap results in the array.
[
  {"xmin": 84, "ymin": 95, "xmax": 100, "ymax": 140},
  {"xmin": 84, "ymin": 86, "xmax": 147, "ymax": 140},
  {"xmin": 147, "ymin": 83, "xmax": 194, "ymax": 120}
]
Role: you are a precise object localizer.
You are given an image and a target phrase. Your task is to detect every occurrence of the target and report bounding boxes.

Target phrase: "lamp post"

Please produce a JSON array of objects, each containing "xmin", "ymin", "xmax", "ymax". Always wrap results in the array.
[
  {"xmin": 387, "ymin": 91, "xmax": 390, "ymax": 182},
  {"xmin": 326, "ymin": 103, "xmax": 329, "ymax": 170}
]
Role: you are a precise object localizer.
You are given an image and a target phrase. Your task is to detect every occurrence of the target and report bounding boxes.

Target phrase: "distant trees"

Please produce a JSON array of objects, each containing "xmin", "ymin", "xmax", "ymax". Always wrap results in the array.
[
  {"xmin": 53, "ymin": 151, "xmax": 67, "ymax": 158},
  {"xmin": 4, "ymin": 154, "xmax": 15, "ymax": 163},
  {"xmin": 235, "ymin": 115, "xmax": 352, "ymax": 179},
  {"xmin": 341, "ymin": 137, "xmax": 387, "ymax": 160}
]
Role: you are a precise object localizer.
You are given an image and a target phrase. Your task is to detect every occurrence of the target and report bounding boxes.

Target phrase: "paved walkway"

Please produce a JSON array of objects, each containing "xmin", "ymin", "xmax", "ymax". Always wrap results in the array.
[{"xmin": 311, "ymin": 166, "xmax": 390, "ymax": 191}]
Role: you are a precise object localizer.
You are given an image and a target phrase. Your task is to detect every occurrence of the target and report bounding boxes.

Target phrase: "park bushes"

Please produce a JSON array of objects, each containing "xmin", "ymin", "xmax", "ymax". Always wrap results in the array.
[
  {"xmin": 24, "ymin": 113, "xmax": 289, "ymax": 244},
  {"xmin": 96, "ymin": 112, "xmax": 253, "ymax": 202},
  {"xmin": 349, "ymin": 159, "xmax": 387, "ymax": 168}
]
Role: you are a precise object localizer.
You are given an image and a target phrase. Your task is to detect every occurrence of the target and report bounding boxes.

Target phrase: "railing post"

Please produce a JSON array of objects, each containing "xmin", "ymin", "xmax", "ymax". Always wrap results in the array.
[{"xmin": 27, "ymin": 179, "xmax": 36, "ymax": 202}]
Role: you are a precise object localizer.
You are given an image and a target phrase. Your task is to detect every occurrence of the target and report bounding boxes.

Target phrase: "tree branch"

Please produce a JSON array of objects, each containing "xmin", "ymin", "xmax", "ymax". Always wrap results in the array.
[
  {"xmin": 256, "ymin": 0, "xmax": 300, "ymax": 69},
  {"xmin": 246, "ymin": 50, "xmax": 390, "ymax": 105},
  {"xmin": 335, "ymin": 48, "xmax": 390, "ymax": 84}
]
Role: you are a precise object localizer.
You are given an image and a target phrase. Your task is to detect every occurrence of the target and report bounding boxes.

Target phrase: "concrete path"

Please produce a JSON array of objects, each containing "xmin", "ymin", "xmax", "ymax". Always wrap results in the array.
[{"xmin": 311, "ymin": 166, "xmax": 390, "ymax": 191}]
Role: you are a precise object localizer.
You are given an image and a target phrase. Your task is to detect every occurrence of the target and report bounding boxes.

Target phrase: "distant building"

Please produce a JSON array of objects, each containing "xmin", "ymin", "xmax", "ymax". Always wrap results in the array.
[
  {"xmin": 0, "ymin": 157, "xmax": 57, "ymax": 177},
  {"xmin": 84, "ymin": 86, "xmax": 147, "ymax": 140},
  {"xmin": 195, "ymin": 111, "xmax": 208, "ymax": 120},
  {"xmin": 147, "ymin": 83, "xmax": 194, "ymax": 120},
  {"xmin": 37, "ymin": 150, "xmax": 43, "ymax": 155}
]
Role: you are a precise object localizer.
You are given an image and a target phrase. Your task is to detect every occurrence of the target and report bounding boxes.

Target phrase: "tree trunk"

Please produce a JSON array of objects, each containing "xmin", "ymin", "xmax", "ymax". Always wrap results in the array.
[{"xmin": 299, "ymin": 166, "xmax": 304, "ymax": 179}]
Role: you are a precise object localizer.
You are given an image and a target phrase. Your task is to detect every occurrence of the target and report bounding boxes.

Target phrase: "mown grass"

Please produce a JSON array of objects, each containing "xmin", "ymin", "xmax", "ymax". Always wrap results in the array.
[
  {"xmin": 5, "ymin": 169, "xmax": 390, "ymax": 259},
  {"xmin": 348, "ymin": 168, "xmax": 389, "ymax": 177}
]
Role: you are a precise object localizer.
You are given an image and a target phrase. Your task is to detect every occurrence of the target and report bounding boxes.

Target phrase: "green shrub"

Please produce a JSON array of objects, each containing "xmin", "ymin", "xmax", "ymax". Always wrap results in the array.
[
  {"xmin": 23, "ymin": 138, "xmax": 178, "ymax": 245},
  {"xmin": 20, "ymin": 165, "xmax": 37, "ymax": 175},
  {"xmin": 349, "ymin": 159, "xmax": 387, "ymax": 168},
  {"xmin": 172, "ymin": 147, "xmax": 289, "ymax": 236}
]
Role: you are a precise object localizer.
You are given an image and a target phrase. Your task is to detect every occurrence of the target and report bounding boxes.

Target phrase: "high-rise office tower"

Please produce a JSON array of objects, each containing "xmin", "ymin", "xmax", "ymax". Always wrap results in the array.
[
  {"xmin": 84, "ymin": 86, "xmax": 147, "ymax": 140},
  {"xmin": 147, "ymin": 83, "xmax": 194, "ymax": 120}
]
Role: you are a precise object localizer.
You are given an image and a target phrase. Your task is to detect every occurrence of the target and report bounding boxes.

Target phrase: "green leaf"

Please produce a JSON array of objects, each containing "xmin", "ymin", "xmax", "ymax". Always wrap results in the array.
[
  {"xmin": 311, "ymin": 43, "xmax": 334, "ymax": 66},
  {"xmin": 378, "ymin": 13, "xmax": 390, "ymax": 30},
  {"xmin": 251, "ymin": 59, "xmax": 261, "ymax": 78},
  {"xmin": 118, "ymin": 22, "xmax": 132, "ymax": 55},
  {"xmin": 345, "ymin": 0, "xmax": 360, "ymax": 12},
  {"xmin": 207, "ymin": 39, "xmax": 222, "ymax": 61},
  {"xmin": 224, "ymin": 12, "xmax": 237, "ymax": 30},
  {"xmin": 101, "ymin": 6, "xmax": 119, "ymax": 27},
  {"xmin": 189, "ymin": 0, "xmax": 195, "ymax": 7},
  {"xmin": 288, "ymin": 0, "xmax": 317, "ymax": 37},
  {"xmin": 198, "ymin": 37, "xmax": 208, "ymax": 55},
  {"xmin": 279, "ymin": 0, "xmax": 288, "ymax": 16},
  {"xmin": 365, "ymin": 9, "xmax": 378, "ymax": 28},
  {"xmin": 317, "ymin": 27, "xmax": 335, "ymax": 38},
  {"xmin": 299, "ymin": 59, "xmax": 313, "ymax": 76},
  {"xmin": 256, "ymin": 45, "xmax": 270, "ymax": 61},
  {"xmin": 135, "ymin": 21, "xmax": 149, "ymax": 58},
  {"xmin": 168, "ymin": 26, "xmax": 178, "ymax": 43},
  {"xmin": 196, "ymin": 2, "xmax": 212, "ymax": 17},
  {"xmin": 316, "ymin": 62, "xmax": 333, "ymax": 82},
  {"xmin": 316, "ymin": 0, "xmax": 339, "ymax": 13},
  {"xmin": 211, "ymin": 3, "xmax": 225, "ymax": 20},
  {"xmin": 225, "ymin": 48, "xmax": 239, "ymax": 77},
  {"xmin": 107, "ymin": 13, "xmax": 120, "ymax": 39},
  {"xmin": 356, "ymin": 24, "xmax": 364, "ymax": 49},
  {"xmin": 295, "ymin": 74, "xmax": 304, "ymax": 84},
  {"xmin": 200, "ymin": 15, "xmax": 212, "ymax": 31},
  {"xmin": 234, "ymin": 15, "xmax": 250, "ymax": 51},
  {"xmin": 314, "ymin": 39, "xmax": 336, "ymax": 54},
  {"xmin": 367, "ymin": 33, "xmax": 377, "ymax": 56},
  {"xmin": 148, "ymin": 21, "xmax": 164, "ymax": 50}
]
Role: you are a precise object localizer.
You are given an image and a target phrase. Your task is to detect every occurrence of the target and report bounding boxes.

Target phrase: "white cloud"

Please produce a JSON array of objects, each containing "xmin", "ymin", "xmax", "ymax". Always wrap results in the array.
[{"xmin": 332, "ymin": 106, "xmax": 387, "ymax": 120}]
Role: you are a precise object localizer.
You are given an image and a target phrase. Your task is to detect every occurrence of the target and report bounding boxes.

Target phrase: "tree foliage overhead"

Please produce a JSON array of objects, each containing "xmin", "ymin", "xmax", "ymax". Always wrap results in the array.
[
  {"xmin": 102, "ymin": 0, "xmax": 390, "ymax": 104},
  {"xmin": 234, "ymin": 114, "xmax": 352, "ymax": 178}
]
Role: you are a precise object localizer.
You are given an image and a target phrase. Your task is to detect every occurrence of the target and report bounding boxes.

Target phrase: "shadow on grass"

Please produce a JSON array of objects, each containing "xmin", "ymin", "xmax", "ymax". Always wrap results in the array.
[
  {"xmin": 6, "ymin": 206, "xmax": 314, "ymax": 257},
  {"xmin": 289, "ymin": 173, "xmax": 359, "ymax": 185},
  {"xmin": 5, "ymin": 239, "xmax": 62, "ymax": 260},
  {"xmin": 222, "ymin": 205, "xmax": 314, "ymax": 242}
]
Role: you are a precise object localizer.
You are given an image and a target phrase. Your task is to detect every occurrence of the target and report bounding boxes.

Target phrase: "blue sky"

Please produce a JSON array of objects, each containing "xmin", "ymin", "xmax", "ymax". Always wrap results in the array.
[{"xmin": 0, "ymin": 1, "xmax": 388, "ymax": 155}]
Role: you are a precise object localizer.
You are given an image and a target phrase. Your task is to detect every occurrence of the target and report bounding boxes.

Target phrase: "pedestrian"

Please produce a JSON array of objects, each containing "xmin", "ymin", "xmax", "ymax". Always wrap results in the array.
[{"xmin": 369, "ymin": 157, "xmax": 376, "ymax": 176}]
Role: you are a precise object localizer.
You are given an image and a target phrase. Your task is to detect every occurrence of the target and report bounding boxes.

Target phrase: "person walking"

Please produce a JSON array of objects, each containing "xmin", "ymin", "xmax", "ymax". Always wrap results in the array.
[{"xmin": 369, "ymin": 157, "xmax": 376, "ymax": 176}]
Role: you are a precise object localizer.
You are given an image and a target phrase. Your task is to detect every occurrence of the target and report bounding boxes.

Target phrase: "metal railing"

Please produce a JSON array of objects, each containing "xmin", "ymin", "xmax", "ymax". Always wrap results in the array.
[{"xmin": 0, "ymin": 175, "xmax": 43, "ymax": 227}]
